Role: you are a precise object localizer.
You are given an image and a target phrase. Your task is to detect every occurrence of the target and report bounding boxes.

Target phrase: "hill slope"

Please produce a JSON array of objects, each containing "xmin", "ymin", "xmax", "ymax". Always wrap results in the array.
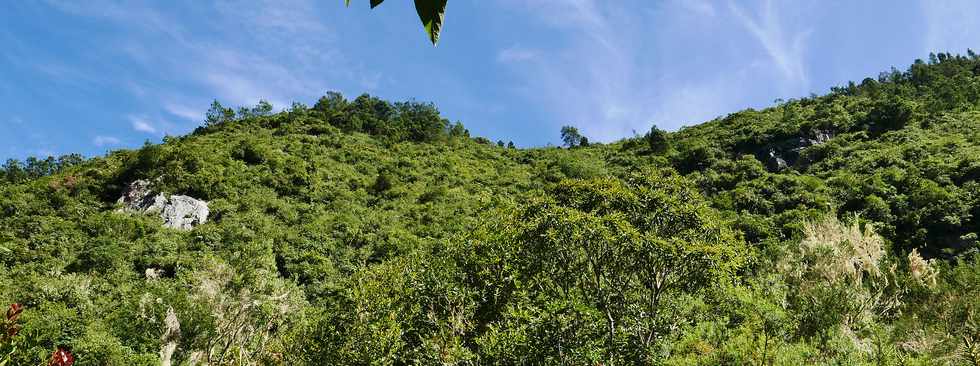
[{"xmin": 1, "ymin": 54, "xmax": 980, "ymax": 364}]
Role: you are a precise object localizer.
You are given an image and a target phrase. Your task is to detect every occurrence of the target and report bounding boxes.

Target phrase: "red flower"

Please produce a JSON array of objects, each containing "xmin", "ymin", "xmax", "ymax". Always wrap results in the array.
[
  {"xmin": 48, "ymin": 347, "xmax": 74, "ymax": 366},
  {"xmin": 3, "ymin": 303, "xmax": 24, "ymax": 340},
  {"xmin": 5, "ymin": 303, "xmax": 22, "ymax": 322},
  {"xmin": 4, "ymin": 323, "xmax": 20, "ymax": 338}
]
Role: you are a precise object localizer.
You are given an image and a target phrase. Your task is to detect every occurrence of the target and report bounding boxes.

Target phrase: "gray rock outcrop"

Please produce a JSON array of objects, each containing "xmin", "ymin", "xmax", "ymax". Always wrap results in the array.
[
  {"xmin": 790, "ymin": 129, "xmax": 834, "ymax": 154},
  {"xmin": 118, "ymin": 180, "xmax": 209, "ymax": 230},
  {"xmin": 767, "ymin": 149, "xmax": 789, "ymax": 172},
  {"xmin": 760, "ymin": 129, "xmax": 835, "ymax": 172}
]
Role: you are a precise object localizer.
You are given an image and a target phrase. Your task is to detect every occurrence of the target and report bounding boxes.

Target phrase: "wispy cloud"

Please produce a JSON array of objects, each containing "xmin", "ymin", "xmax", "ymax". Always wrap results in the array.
[
  {"xmin": 43, "ymin": 0, "xmax": 188, "ymax": 44},
  {"xmin": 497, "ymin": 46, "xmax": 538, "ymax": 63},
  {"xmin": 163, "ymin": 103, "xmax": 202, "ymax": 122},
  {"xmin": 32, "ymin": 149, "xmax": 56, "ymax": 158},
  {"xmin": 677, "ymin": 0, "xmax": 717, "ymax": 17},
  {"xmin": 93, "ymin": 135, "xmax": 121, "ymax": 147},
  {"xmin": 129, "ymin": 115, "xmax": 158, "ymax": 134},
  {"xmin": 45, "ymin": 0, "xmax": 357, "ymax": 127},
  {"xmin": 650, "ymin": 77, "xmax": 741, "ymax": 130},
  {"xmin": 729, "ymin": 0, "xmax": 811, "ymax": 94},
  {"xmin": 493, "ymin": 0, "xmax": 822, "ymax": 141},
  {"xmin": 920, "ymin": 0, "xmax": 980, "ymax": 54},
  {"xmin": 494, "ymin": 0, "xmax": 652, "ymax": 141}
]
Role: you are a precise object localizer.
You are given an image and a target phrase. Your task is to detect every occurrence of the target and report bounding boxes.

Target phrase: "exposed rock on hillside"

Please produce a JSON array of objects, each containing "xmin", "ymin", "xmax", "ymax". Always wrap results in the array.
[
  {"xmin": 801, "ymin": 129, "xmax": 833, "ymax": 148},
  {"xmin": 762, "ymin": 129, "xmax": 834, "ymax": 171},
  {"xmin": 767, "ymin": 149, "xmax": 789, "ymax": 171},
  {"xmin": 118, "ymin": 180, "xmax": 209, "ymax": 230}
]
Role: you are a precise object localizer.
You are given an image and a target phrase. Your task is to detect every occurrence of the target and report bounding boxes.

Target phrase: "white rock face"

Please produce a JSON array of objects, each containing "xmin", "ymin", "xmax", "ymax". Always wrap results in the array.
[
  {"xmin": 118, "ymin": 180, "xmax": 209, "ymax": 230},
  {"xmin": 160, "ymin": 195, "xmax": 210, "ymax": 230}
]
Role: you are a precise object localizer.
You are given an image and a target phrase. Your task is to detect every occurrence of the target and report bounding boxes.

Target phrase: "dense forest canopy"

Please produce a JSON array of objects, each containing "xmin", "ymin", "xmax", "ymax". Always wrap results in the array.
[{"xmin": 2, "ymin": 54, "xmax": 980, "ymax": 364}]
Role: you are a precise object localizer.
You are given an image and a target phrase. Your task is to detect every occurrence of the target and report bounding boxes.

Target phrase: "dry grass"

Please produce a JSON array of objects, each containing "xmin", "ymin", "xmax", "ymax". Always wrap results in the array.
[
  {"xmin": 907, "ymin": 249, "xmax": 939, "ymax": 287},
  {"xmin": 187, "ymin": 259, "xmax": 303, "ymax": 366},
  {"xmin": 159, "ymin": 307, "xmax": 180, "ymax": 366},
  {"xmin": 798, "ymin": 214, "xmax": 885, "ymax": 286},
  {"xmin": 781, "ymin": 214, "xmax": 904, "ymax": 357}
]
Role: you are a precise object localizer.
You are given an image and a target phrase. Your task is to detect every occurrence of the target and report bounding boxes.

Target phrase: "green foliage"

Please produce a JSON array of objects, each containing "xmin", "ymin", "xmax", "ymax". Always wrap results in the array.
[
  {"xmin": 658, "ymin": 53, "xmax": 980, "ymax": 257},
  {"xmin": 1, "ymin": 155, "xmax": 83, "ymax": 185},
  {"xmin": 464, "ymin": 172, "xmax": 747, "ymax": 363},
  {"xmin": 347, "ymin": 0, "xmax": 448, "ymax": 45},
  {"xmin": 204, "ymin": 100, "xmax": 234, "ymax": 128},
  {"xmin": 560, "ymin": 125, "xmax": 585, "ymax": 148},
  {"xmin": 412, "ymin": 0, "xmax": 448, "ymax": 45},
  {"xmin": 308, "ymin": 92, "xmax": 451, "ymax": 143},
  {"xmin": 4, "ymin": 55, "xmax": 980, "ymax": 363},
  {"xmin": 646, "ymin": 125, "xmax": 669, "ymax": 154}
]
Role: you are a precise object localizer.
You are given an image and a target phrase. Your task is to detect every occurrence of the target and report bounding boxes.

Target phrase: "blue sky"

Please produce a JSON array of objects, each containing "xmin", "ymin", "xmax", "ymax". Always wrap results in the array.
[{"xmin": 1, "ymin": 0, "xmax": 979, "ymax": 160}]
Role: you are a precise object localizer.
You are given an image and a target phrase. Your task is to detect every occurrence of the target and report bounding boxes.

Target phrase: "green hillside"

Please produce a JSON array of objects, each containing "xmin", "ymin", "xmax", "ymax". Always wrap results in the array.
[{"xmin": 2, "ymin": 54, "xmax": 980, "ymax": 364}]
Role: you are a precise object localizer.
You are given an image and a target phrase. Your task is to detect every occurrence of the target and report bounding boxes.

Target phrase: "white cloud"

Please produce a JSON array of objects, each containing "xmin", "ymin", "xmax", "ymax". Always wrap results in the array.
[
  {"xmin": 198, "ymin": 49, "xmax": 298, "ymax": 109},
  {"xmin": 492, "ymin": 0, "xmax": 825, "ymax": 142},
  {"xmin": 920, "ymin": 0, "xmax": 980, "ymax": 54},
  {"xmin": 215, "ymin": 0, "xmax": 329, "ymax": 37},
  {"xmin": 358, "ymin": 72, "xmax": 383, "ymax": 91},
  {"xmin": 497, "ymin": 46, "xmax": 539, "ymax": 63},
  {"xmin": 43, "ymin": 0, "xmax": 186, "ymax": 43},
  {"xmin": 729, "ymin": 0, "xmax": 811, "ymax": 94},
  {"xmin": 163, "ymin": 103, "xmax": 202, "ymax": 122},
  {"xmin": 93, "ymin": 135, "xmax": 121, "ymax": 147},
  {"xmin": 33, "ymin": 149, "xmax": 56, "ymax": 158},
  {"xmin": 677, "ymin": 0, "xmax": 716, "ymax": 17},
  {"xmin": 45, "ymin": 0, "xmax": 351, "ymax": 122},
  {"xmin": 494, "ymin": 0, "xmax": 651, "ymax": 141},
  {"xmin": 129, "ymin": 116, "xmax": 158, "ymax": 134}
]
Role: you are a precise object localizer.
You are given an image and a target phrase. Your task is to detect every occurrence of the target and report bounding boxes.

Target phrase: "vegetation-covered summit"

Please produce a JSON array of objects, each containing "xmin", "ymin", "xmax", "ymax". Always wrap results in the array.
[{"xmin": 2, "ymin": 53, "xmax": 980, "ymax": 364}]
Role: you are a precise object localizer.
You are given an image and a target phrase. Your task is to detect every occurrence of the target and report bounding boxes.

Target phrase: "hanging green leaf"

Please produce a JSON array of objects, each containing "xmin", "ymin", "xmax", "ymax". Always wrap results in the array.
[
  {"xmin": 414, "ymin": 0, "xmax": 447, "ymax": 45},
  {"xmin": 344, "ymin": 0, "xmax": 448, "ymax": 45}
]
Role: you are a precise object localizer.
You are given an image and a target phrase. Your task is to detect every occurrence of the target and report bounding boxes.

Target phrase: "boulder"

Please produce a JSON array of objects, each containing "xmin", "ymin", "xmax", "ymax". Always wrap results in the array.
[
  {"xmin": 160, "ymin": 195, "xmax": 210, "ymax": 230},
  {"xmin": 759, "ymin": 129, "xmax": 835, "ymax": 171},
  {"xmin": 809, "ymin": 129, "xmax": 833, "ymax": 146},
  {"xmin": 118, "ymin": 180, "xmax": 209, "ymax": 230},
  {"xmin": 791, "ymin": 129, "xmax": 834, "ymax": 153},
  {"xmin": 767, "ymin": 149, "xmax": 789, "ymax": 172}
]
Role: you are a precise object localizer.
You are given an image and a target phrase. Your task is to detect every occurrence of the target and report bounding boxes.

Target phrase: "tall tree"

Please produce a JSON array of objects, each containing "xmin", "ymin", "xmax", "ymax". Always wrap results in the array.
[
  {"xmin": 646, "ymin": 125, "xmax": 669, "ymax": 153},
  {"xmin": 466, "ymin": 172, "xmax": 747, "ymax": 362},
  {"xmin": 205, "ymin": 100, "xmax": 235, "ymax": 127},
  {"xmin": 561, "ymin": 125, "xmax": 584, "ymax": 148}
]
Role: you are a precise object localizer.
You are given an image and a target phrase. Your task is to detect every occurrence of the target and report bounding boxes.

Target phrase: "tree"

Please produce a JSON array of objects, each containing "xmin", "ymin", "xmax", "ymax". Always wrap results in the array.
[
  {"xmin": 1, "ymin": 159, "xmax": 25, "ymax": 184},
  {"xmin": 314, "ymin": 91, "xmax": 348, "ymax": 113},
  {"xmin": 204, "ymin": 100, "xmax": 235, "ymax": 127},
  {"xmin": 346, "ymin": 0, "xmax": 448, "ymax": 45},
  {"xmin": 235, "ymin": 100, "xmax": 275, "ymax": 119},
  {"xmin": 467, "ymin": 171, "xmax": 747, "ymax": 363},
  {"xmin": 447, "ymin": 122, "xmax": 468, "ymax": 138},
  {"xmin": 392, "ymin": 100, "xmax": 447, "ymax": 142},
  {"xmin": 867, "ymin": 95, "xmax": 920, "ymax": 133},
  {"xmin": 252, "ymin": 100, "xmax": 274, "ymax": 116},
  {"xmin": 561, "ymin": 125, "xmax": 584, "ymax": 148},
  {"xmin": 646, "ymin": 125, "xmax": 668, "ymax": 153}
]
